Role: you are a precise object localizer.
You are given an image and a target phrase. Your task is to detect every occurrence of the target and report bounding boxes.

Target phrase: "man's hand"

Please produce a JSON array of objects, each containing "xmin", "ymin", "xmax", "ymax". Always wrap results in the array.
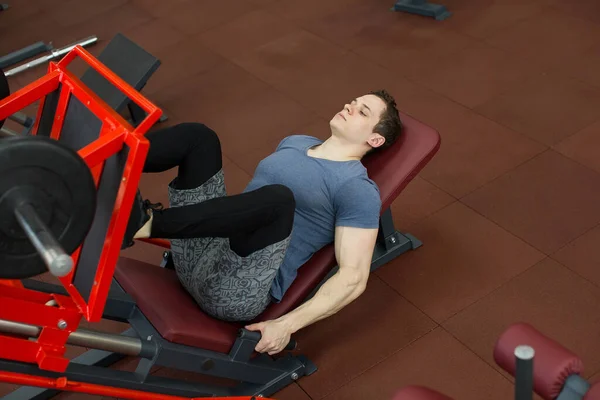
[
  {"xmin": 245, "ymin": 319, "xmax": 292, "ymax": 355},
  {"xmin": 245, "ymin": 226, "xmax": 377, "ymax": 355}
]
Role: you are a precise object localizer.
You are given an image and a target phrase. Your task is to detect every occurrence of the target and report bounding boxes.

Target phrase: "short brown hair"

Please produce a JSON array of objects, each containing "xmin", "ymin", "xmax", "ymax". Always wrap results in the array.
[{"xmin": 367, "ymin": 89, "xmax": 403, "ymax": 155}]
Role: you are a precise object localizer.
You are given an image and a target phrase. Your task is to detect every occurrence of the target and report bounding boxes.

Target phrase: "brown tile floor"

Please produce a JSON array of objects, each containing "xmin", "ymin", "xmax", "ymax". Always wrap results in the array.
[{"xmin": 2, "ymin": 0, "xmax": 600, "ymax": 399}]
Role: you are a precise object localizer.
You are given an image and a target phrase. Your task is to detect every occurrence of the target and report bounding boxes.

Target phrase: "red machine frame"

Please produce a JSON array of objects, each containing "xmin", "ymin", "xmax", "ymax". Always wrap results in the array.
[{"xmin": 0, "ymin": 46, "xmax": 268, "ymax": 400}]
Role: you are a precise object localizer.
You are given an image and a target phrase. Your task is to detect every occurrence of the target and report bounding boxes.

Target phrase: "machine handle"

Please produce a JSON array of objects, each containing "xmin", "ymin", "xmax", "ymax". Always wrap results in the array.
[{"xmin": 238, "ymin": 329, "xmax": 297, "ymax": 351}]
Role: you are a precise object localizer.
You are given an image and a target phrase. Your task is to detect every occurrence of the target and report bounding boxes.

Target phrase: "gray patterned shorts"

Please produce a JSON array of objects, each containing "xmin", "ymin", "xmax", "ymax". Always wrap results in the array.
[{"xmin": 167, "ymin": 169, "xmax": 291, "ymax": 322}]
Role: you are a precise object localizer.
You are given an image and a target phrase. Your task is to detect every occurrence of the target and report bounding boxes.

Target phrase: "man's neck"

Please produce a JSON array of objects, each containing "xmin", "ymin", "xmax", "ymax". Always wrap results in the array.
[{"xmin": 308, "ymin": 136, "xmax": 363, "ymax": 162}]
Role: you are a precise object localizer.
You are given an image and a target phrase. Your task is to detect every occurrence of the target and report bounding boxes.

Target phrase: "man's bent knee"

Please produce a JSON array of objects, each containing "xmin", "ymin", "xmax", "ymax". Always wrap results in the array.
[
  {"xmin": 266, "ymin": 184, "xmax": 295, "ymax": 210},
  {"xmin": 174, "ymin": 122, "xmax": 221, "ymax": 152}
]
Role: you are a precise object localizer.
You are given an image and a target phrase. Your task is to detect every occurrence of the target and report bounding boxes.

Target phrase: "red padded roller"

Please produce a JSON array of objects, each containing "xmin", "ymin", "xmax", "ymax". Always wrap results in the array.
[
  {"xmin": 494, "ymin": 322, "xmax": 584, "ymax": 400},
  {"xmin": 392, "ymin": 386, "xmax": 454, "ymax": 400}
]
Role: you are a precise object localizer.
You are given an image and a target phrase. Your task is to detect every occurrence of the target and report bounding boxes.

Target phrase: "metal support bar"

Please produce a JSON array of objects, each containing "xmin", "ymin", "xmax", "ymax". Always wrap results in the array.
[
  {"xmin": 0, "ymin": 41, "xmax": 52, "ymax": 69},
  {"xmin": 5, "ymin": 36, "xmax": 98, "ymax": 77},
  {"xmin": 0, "ymin": 126, "xmax": 18, "ymax": 137},
  {"xmin": 0, "ymin": 318, "xmax": 151, "ymax": 358},
  {"xmin": 8, "ymin": 111, "xmax": 34, "ymax": 128},
  {"xmin": 514, "ymin": 345, "xmax": 534, "ymax": 400},
  {"xmin": 12, "ymin": 202, "xmax": 74, "ymax": 277}
]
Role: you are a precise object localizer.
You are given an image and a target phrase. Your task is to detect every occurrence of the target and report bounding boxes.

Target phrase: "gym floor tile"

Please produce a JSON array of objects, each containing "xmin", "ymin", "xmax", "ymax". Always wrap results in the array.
[
  {"xmin": 552, "ymin": 225, "xmax": 600, "ymax": 289},
  {"xmin": 210, "ymin": 88, "xmax": 318, "ymax": 158},
  {"xmin": 232, "ymin": 29, "xmax": 348, "ymax": 92},
  {"xmin": 55, "ymin": 3, "xmax": 154, "ymax": 45},
  {"xmin": 129, "ymin": 0, "xmax": 189, "ymax": 19},
  {"xmin": 439, "ymin": 0, "xmax": 545, "ymax": 40},
  {"xmin": 389, "ymin": 176, "xmax": 456, "ymax": 229},
  {"xmin": 554, "ymin": 120, "xmax": 600, "ymax": 175},
  {"xmin": 264, "ymin": 52, "xmax": 405, "ymax": 121},
  {"xmin": 0, "ymin": 0, "xmax": 43, "ymax": 25},
  {"xmin": 474, "ymin": 70, "xmax": 600, "ymax": 146},
  {"xmin": 116, "ymin": 19, "xmax": 188, "ymax": 56},
  {"xmin": 484, "ymin": 7, "xmax": 600, "ymax": 69},
  {"xmin": 417, "ymin": 106, "xmax": 546, "ymax": 198},
  {"xmin": 549, "ymin": 0, "xmax": 600, "ymax": 26},
  {"xmin": 412, "ymin": 42, "xmax": 540, "ymax": 109},
  {"xmin": 46, "ymin": 0, "xmax": 128, "ymax": 28},
  {"xmin": 198, "ymin": 9, "xmax": 299, "ymax": 61},
  {"xmin": 159, "ymin": 0, "xmax": 257, "ymax": 36},
  {"xmin": 151, "ymin": 59, "xmax": 268, "ymax": 125},
  {"xmin": 462, "ymin": 150, "xmax": 600, "ymax": 254},
  {"xmin": 271, "ymin": 383, "xmax": 312, "ymax": 400},
  {"xmin": 554, "ymin": 42, "xmax": 600, "ymax": 90},
  {"xmin": 294, "ymin": 276, "xmax": 436, "ymax": 399},
  {"xmin": 376, "ymin": 202, "xmax": 545, "ymax": 322},
  {"xmin": 384, "ymin": 76, "xmax": 468, "ymax": 129},
  {"xmin": 322, "ymin": 328, "xmax": 514, "ymax": 400},
  {"xmin": 443, "ymin": 258, "xmax": 600, "ymax": 378},
  {"xmin": 0, "ymin": 15, "xmax": 57, "ymax": 56},
  {"xmin": 293, "ymin": 1, "xmax": 405, "ymax": 51},
  {"xmin": 264, "ymin": 0, "xmax": 367, "ymax": 27},
  {"xmin": 142, "ymin": 39, "xmax": 226, "ymax": 96},
  {"xmin": 351, "ymin": 16, "xmax": 476, "ymax": 79}
]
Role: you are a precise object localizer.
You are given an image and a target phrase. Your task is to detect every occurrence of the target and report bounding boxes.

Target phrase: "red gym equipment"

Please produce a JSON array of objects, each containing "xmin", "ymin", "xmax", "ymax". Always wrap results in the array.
[
  {"xmin": 0, "ymin": 43, "xmax": 442, "ymax": 399},
  {"xmin": 392, "ymin": 322, "xmax": 600, "ymax": 400},
  {"xmin": 0, "ymin": 46, "xmax": 264, "ymax": 399}
]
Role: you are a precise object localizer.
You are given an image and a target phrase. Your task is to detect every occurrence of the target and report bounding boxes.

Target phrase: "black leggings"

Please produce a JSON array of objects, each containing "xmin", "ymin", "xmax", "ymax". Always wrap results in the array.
[{"xmin": 143, "ymin": 123, "xmax": 295, "ymax": 257}]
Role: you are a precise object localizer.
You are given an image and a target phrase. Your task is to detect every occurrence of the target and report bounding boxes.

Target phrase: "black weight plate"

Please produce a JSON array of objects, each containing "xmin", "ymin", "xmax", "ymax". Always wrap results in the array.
[
  {"xmin": 0, "ymin": 135, "xmax": 97, "ymax": 279},
  {"xmin": 0, "ymin": 69, "xmax": 8, "ymax": 129}
]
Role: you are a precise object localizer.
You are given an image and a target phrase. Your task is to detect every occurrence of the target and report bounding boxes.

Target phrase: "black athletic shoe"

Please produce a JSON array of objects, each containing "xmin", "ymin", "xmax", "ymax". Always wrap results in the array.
[{"xmin": 121, "ymin": 190, "xmax": 163, "ymax": 249}]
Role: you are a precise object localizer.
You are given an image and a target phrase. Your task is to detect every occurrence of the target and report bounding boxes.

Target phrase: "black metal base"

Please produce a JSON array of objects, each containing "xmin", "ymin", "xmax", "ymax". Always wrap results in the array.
[
  {"xmin": 393, "ymin": 0, "xmax": 452, "ymax": 20},
  {"xmin": 371, "ymin": 231, "xmax": 421, "ymax": 271},
  {"xmin": 8, "ymin": 279, "xmax": 317, "ymax": 399},
  {"xmin": 6, "ymin": 208, "xmax": 418, "ymax": 399}
]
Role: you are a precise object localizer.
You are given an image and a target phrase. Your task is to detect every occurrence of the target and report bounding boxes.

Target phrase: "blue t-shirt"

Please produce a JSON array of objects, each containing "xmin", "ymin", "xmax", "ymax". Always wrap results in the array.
[{"xmin": 244, "ymin": 135, "xmax": 381, "ymax": 301}]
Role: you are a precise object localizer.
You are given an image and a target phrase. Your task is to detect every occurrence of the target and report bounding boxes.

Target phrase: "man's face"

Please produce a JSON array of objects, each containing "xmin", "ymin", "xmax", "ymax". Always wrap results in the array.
[{"xmin": 330, "ymin": 94, "xmax": 387, "ymax": 149}]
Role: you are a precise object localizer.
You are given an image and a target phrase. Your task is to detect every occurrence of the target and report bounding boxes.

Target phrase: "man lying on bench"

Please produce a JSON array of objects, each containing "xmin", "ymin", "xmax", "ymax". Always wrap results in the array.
[{"xmin": 120, "ymin": 90, "xmax": 403, "ymax": 356}]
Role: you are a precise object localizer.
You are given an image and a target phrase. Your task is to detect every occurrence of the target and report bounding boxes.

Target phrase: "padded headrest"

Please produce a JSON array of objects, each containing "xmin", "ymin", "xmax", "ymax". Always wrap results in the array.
[{"xmin": 363, "ymin": 112, "xmax": 441, "ymax": 211}]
